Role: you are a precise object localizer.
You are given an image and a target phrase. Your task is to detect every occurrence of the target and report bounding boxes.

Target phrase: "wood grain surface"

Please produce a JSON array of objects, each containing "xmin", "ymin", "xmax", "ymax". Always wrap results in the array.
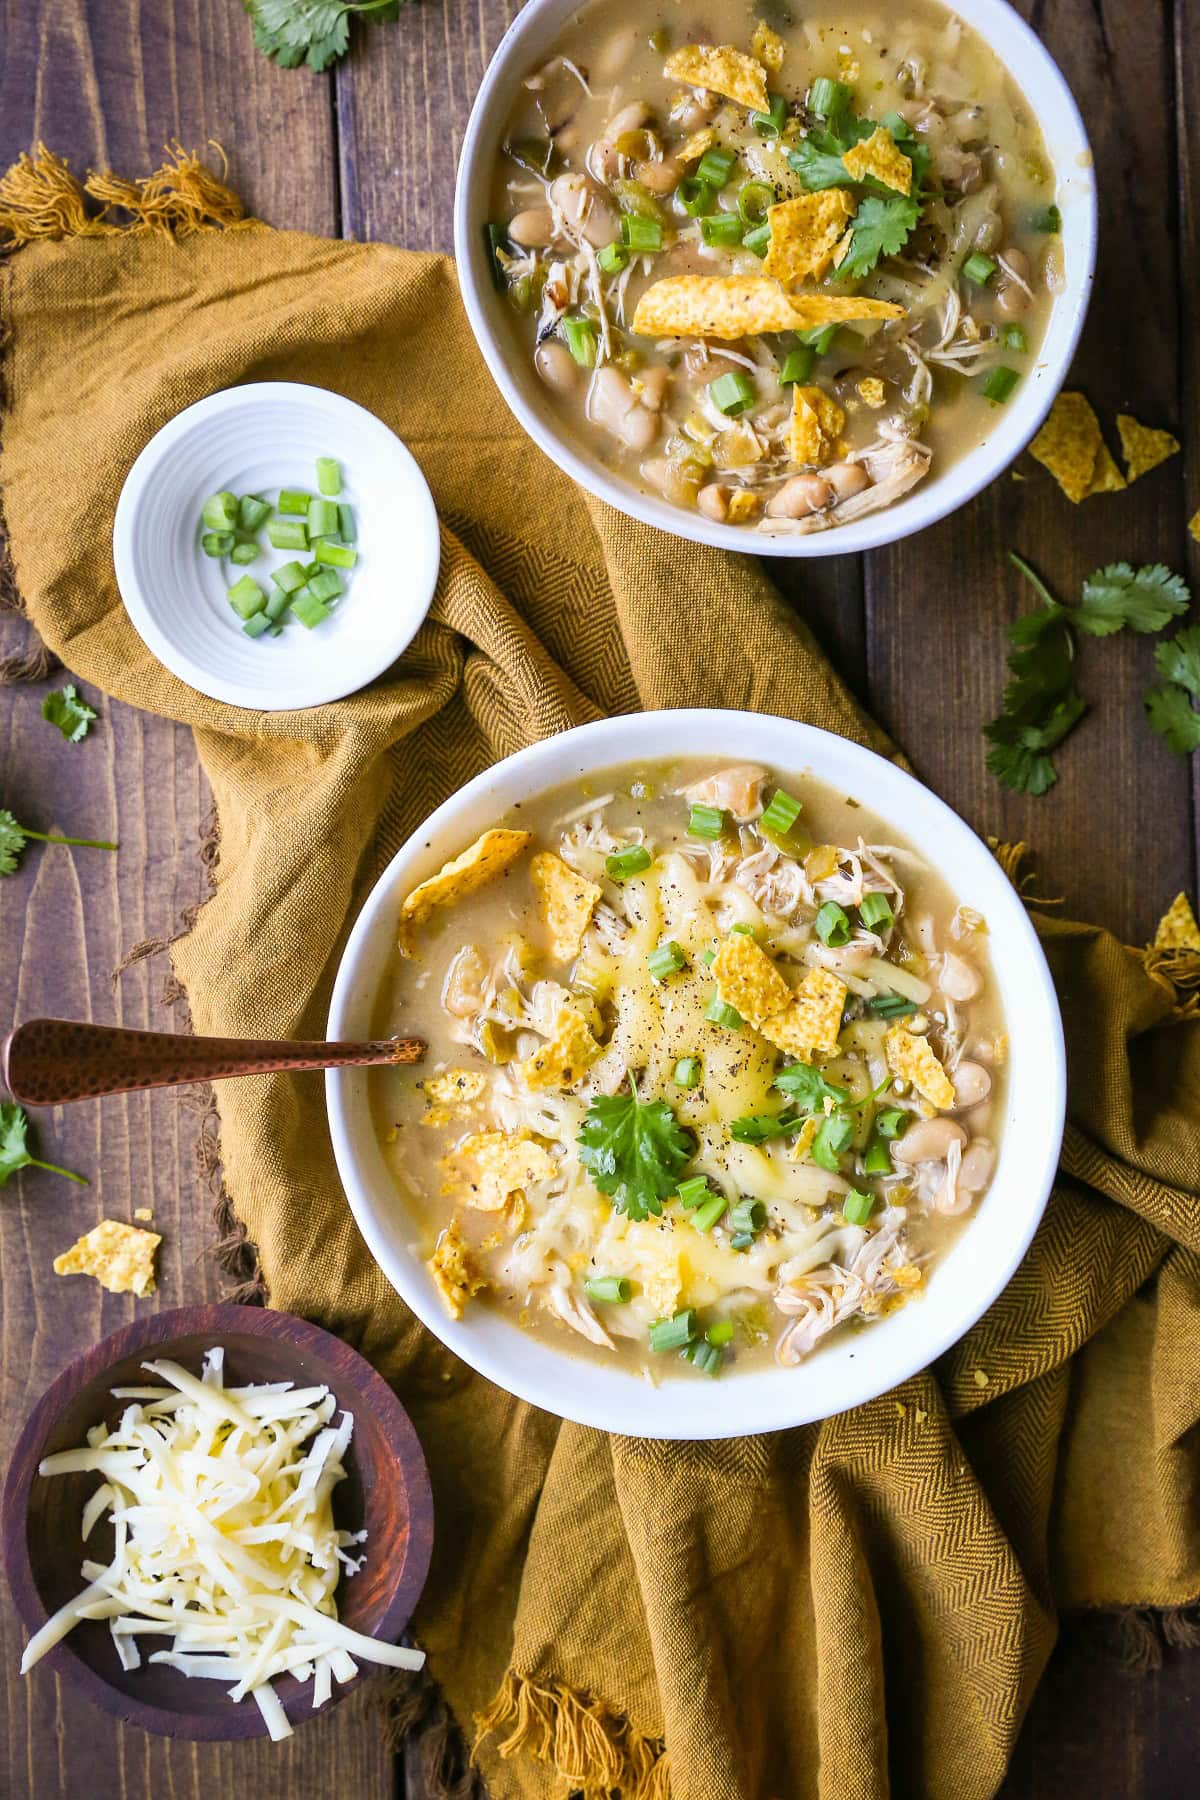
[{"xmin": 1, "ymin": 0, "xmax": 1197, "ymax": 1795}]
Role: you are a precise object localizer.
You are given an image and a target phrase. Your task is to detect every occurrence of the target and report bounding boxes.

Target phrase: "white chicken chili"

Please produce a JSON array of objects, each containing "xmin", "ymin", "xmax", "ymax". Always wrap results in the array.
[
  {"xmin": 485, "ymin": 0, "xmax": 1062, "ymax": 535},
  {"xmin": 371, "ymin": 760, "xmax": 1007, "ymax": 1380}
]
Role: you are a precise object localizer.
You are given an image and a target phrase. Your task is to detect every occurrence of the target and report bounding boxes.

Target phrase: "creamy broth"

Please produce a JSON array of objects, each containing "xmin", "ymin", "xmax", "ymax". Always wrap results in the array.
[
  {"xmin": 486, "ymin": 0, "xmax": 1062, "ymax": 535},
  {"xmin": 371, "ymin": 761, "xmax": 1007, "ymax": 1381}
]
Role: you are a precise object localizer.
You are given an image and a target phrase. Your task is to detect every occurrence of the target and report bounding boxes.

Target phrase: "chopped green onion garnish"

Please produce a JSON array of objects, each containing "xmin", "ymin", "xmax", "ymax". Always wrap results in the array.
[
  {"xmin": 981, "ymin": 365, "xmax": 1019, "ymax": 405},
  {"xmin": 308, "ymin": 568, "xmax": 345, "ymax": 604},
  {"xmin": 562, "ymin": 314, "xmax": 599, "ymax": 367},
  {"xmin": 316, "ymin": 457, "xmax": 342, "ymax": 497},
  {"xmin": 485, "ymin": 221, "xmax": 508, "ymax": 289},
  {"xmin": 229, "ymin": 541, "xmax": 260, "ymax": 565},
  {"xmin": 238, "ymin": 495, "xmax": 271, "ymax": 532},
  {"xmin": 808, "ymin": 77, "xmax": 850, "ymax": 119},
  {"xmin": 227, "ymin": 575, "xmax": 266, "ymax": 619},
  {"xmin": 705, "ymin": 993, "xmax": 743, "ymax": 1030},
  {"xmin": 798, "ymin": 323, "xmax": 839, "ymax": 354},
  {"xmin": 705, "ymin": 1319, "xmax": 735, "ymax": 1347},
  {"xmin": 709, "ymin": 370, "xmax": 756, "ymax": 416},
  {"xmin": 752, "ymin": 94, "xmax": 789, "ymax": 137},
  {"xmin": 682, "ymin": 1338, "xmax": 722, "ymax": 1374},
  {"xmin": 688, "ymin": 802, "xmax": 725, "ymax": 839},
  {"xmin": 737, "ymin": 181, "xmax": 775, "ymax": 226},
  {"xmin": 200, "ymin": 531, "xmax": 235, "ymax": 558},
  {"xmin": 647, "ymin": 940, "xmax": 686, "ymax": 982},
  {"xmin": 241, "ymin": 611, "xmax": 272, "ymax": 639},
  {"xmin": 695, "ymin": 146, "xmax": 737, "ymax": 189},
  {"xmin": 1030, "ymin": 203, "xmax": 1061, "ymax": 233},
  {"xmin": 691, "ymin": 1192, "xmax": 728, "ymax": 1233},
  {"xmin": 729, "ymin": 1232, "xmax": 755, "ymax": 1251},
  {"xmin": 760, "ymin": 788, "xmax": 802, "ymax": 835},
  {"xmin": 962, "ymin": 251, "xmax": 996, "ymax": 286},
  {"xmin": 875, "ymin": 1107, "xmax": 906, "ymax": 1138},
  {"xmin": 811, "ymin": 1113, "xmax": 854, "ymax": 1172},
  {"xmin": 779, "ymin": 345, "xmax": 816, "ymax": 386},
  {"xmin": 842, "ymin": 1189, "xmax": 875, "ymax": 1226},
  {"xmin": 597, "ymin": 240, "xmax": 629, "ymax": 273},
  {"xmin": 742, "ymin": 223, "xmax": 771, "ymax": 257},
  {"xmin": 605, "ymin": 843, "xmax": 652, "ymax": 880},
  {"xmin": 585, "ymin": 1275, "xmax": 632, "ymax": 1303},
  {"xmin": 700, "ymin": 949, "xmax": 716, "ymax": 967},
  {"xmin": 730, "ymin": 1198, "xmax": 766, "ymax": 1234},
  {"xmin": 676, "ymin": 1176, "xmax": 710, "ymax": 1209},
  {"xmin": 278, "ymin": 489, "xmax": 312, "ymax": 516},
  {"xmin": 315, "ymin": 539, "xmax": 357, "ymax": 569},
  {"xmin": 201, "ymin": 491, "xmax": 239, "ymax": 532},
  {"xmin": 621, "ymin": 214, "xmax": 663, "ymax": 253},
  {"xmin": 272, "ymin": 560, "xmax": 308, "ymax": 595},
  {"xmin": 867, "ymin": 993, "xmax": 917, "ymax": 1018},
  {"xmin": 863, "ymin": 1138, "xmax": 892, "ymax": 1175},
  {"xmin": 674, "ymin": 1057, "xmax": 701, "ymax": 1089},
  {"xmin": 859, "ymin": 892, "xmax": 894, "ymax": 931},
  {"xmin": 649, "ymin": 1308, "xmax": 696, "ymax": 1352},
  {"xmin": 290, "ymin": 591, "xmax": 333, "ymax": 629},
  {"xmin": 815, "ymin": 901, "xmax": 851, "ymax": 947},
  {"xmin": 730, "ymin": 922, "xmax": 756, "ymax": 938},
  {"xmin": 675, "ymin": 176, "xmax": 715, "ymax": 217},
  {"xmin": 267, "ymin": 519, "xmax": 309, "ymax": 552},
  {"xmin": 308, "ymin": 496, "xmax": 339, "ymax": 539},
  {"xmin": 1002, "ymin": 322, "xmax": 1028, "ymax": 353},
  {"xmin": 700, "ymin": 211, "xmax": 743, "ymax": 248},
  {"xmin": 264, "ymin": 585, "xmax": 292, "ymax": 622},
  {"xmin": 337, "ymin": 503, "xmax": 356, "ymax": 543}
]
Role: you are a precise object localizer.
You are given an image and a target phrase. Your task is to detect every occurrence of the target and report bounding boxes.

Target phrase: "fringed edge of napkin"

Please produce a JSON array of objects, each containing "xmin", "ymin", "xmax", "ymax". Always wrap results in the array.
[{"xmin": 475, "ymin": 1671, "xmax": 671, "ymax": 1800}]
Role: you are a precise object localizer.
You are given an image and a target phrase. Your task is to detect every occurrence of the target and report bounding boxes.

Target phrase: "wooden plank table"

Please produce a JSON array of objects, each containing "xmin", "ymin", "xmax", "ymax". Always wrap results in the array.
[{"xmin": 0, "ymin": 0, "xmax": 1196, "ymax": 1793}]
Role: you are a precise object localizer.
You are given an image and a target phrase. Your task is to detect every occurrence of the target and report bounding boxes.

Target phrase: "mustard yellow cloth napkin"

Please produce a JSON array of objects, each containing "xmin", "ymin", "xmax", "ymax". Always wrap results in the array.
[{"xmin": 2, "ymin": 155, "xmax": 1199, "ymax": 1800}]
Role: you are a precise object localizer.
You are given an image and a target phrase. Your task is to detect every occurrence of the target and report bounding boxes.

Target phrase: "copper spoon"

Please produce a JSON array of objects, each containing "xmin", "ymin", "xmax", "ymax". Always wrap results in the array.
[{"xmin": 2, "ymin": 1018, "xmax": 425, "ymax": 1107}]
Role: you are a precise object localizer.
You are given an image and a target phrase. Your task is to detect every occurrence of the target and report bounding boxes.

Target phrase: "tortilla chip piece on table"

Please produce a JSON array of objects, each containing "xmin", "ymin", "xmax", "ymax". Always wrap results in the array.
[
  {"xmin": 1116, "ymin": 414, "xmax": 1180, "ymax": 483},
  {"xmin": 885, "ymin": 1025, "xmax": 955, "ymax": 1110},
  {"xmin": 631, "ymin": 276, "xmax": 903, "ymax": 341},
  {"xmin": 1028, "ymin": 392, "xmax": 1126, "ymax": 502},
  {"xmin": 759, "ymin": 966, "xmax": 847, "ymax": 1059},
  {"xmin": 427, "ymin": 1222, "xmax": 485, "ymax": 1319},
  {"xmin": 789, "ymin": 387, "xmax": 846, "ymax": 467},
  {"xmin": 663, "ymin": 44, "xmax": 769, "ymax": 113},
  {"xmin": 530, "ymin": 850, "xmax": 601, "ymax": 963},
  {"xmin": 398, "ymin": 827, "xmax": 531, "ymax": 954},
  {"xmin": 763, "ymin": 191, "xmax": 855, "ymax": 286},
  {"xmin": 1154, "ymin": 892, "xmax": 1200, "ymax": 952},
  {"xmin": 442, "ymin": 1129, "xmax": 556, "ymax": 1211},
  {"xmin": 841, "ymin": 126, "xmax": 913, "ymax": 195},
  {"xmin": 518, "ymin": 1002, "xmax": 601, "ymax": 1090},
  {"xmin": 53, "ymin": 1219, "xmax": 160, "ymax": 1297},
  {"xmin": 712, "ymin": 933, "xmax": 792, "ymax": 1027}
]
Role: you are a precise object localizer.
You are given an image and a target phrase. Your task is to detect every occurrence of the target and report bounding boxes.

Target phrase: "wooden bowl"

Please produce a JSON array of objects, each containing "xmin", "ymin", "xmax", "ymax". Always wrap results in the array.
[{"xmin": 2, "ymin": 1304, "xmax": 434, "ymax": 1740}]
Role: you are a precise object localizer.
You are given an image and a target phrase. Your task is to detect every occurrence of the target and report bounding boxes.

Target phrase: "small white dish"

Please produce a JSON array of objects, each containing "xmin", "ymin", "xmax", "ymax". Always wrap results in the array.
[
  {"xmin": 326, "ymin": 710, "xmax": 1066, "ymax": 1440},
  {"xmin": 113, "ymin": 382, "xmax": 440, "ymax": 711}
]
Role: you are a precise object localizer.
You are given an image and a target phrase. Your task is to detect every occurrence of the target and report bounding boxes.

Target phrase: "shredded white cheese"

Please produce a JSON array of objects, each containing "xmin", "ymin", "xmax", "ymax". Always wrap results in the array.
[{"xmin": 20, "ymin": 1346, "xmax": 424, "ymax": 1738}]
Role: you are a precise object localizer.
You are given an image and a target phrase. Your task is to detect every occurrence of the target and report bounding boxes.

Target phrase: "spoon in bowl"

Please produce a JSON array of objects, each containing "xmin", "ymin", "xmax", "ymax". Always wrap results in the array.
[{"xmin": 2, "ymin": 1018, "xmax": 425, "ymax": 1107}]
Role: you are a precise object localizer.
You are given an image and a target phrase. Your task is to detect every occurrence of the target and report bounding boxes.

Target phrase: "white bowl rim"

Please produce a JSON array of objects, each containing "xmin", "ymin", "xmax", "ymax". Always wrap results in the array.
[
  {"xmin": 112, "ymin": 380, "xmax": 440, "ymax": 712},
  {"xmin": 453, "ymin": 0, "xmax": 1097, "ymax": 557},
  {"xmin": 326, "ymin": 710, "xmax": 1066, "ymax": 1439}
]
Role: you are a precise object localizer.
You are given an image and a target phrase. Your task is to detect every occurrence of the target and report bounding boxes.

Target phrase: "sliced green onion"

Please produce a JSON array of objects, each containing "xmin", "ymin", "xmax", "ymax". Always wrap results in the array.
[
  {"xmin": 812, "ymin": 1113, "xmax": 854, "ymax": 1172},
  {"xmin": 729, "ymin": 1231, "xmax": 755, "ymax": 1251},
  {"xmin": 562, "ymin": 314, "xmax": 599, "ymax": 367},
  {"xmin": 229, "ymin": 541, "xmax": 260, "ymax": 565},
  {"xmin": 304, "ymin": 560, "xmax": 322, "ymax": 579},
  {"xmin": 709, "ymin": 370, "xmax": 756, "ymax": 416},
  {"xmin": 201, "ymin": 491, "xmax": 239, "ymax": 532},
  {"xmin": 705, "ymin": 993, "xmax": 743, "ymax": 1030},
  {"xmin": 649, "ymin": 1308, "xmax": 696, "ymax": 1352},
  {"xmin": 315, "ymin": 539, "xmax": 357, "ymax": 569},
  {"xmin": 278, "ymin": 489, "xmax": 312, "ymax": 516},
  {"xmin": 682, "ymin": 1338, "xmax": 722, "ymax": 1374},
  {"xmin": 962, "ymin": 251, "xmax": 997, "ymax": 286},
  {"xmin": 1030, "ymin": 203, "xmax": 1061, "ymax": 233},
  {"xmin": 585, "ymin": 1275, "xmax": 632, "ymax": 1303},
  {"xmin": 337, "ymin": 503, "xmax": 357, "ymax": 543},
  {"xmin": 760, "ymin": 788, "xmax": 802, "ymax": 836},
  {"xmin": 605, "ymin": 843, "xmax": 652, "ymax": 880},
  {"xmin": 597, "ymin": 240, "xmax": 629, "ymax": 274},
  {"xmin": 730, "ymin": 1198, "xmax": 766, "ymax": 1234},
  {"xmin": 863, "ymin": 1137, "xmax": 892, "ymax": 1175},
  {"xmin": 688, "ymin": 802, "xmax": 726, "ymax": 839},
  {"xmin": 272, "ymin": 559, "xmax": 308, "ymax": 595},
  {"xmin": 730, "ymin": 922, "xmax": 756, "ymax": 938},
  {"xmin": 808, "ymin": 77, "xmax": 850, "ymax": 119},
  {"xmin": 241, "ymin": 611, "xmax": 271, "ymax": 639},
  {"xmin": 264, "ymin": 585, "xmax": 292, "ymax": 623},
  {"xmin": 737, "ymin": 181, "xmax": 775, "ymax": 226},
  {"xmin": 674, "ymin": 1057, "xmax": 702, "ymax": 1089},
  {"xmin": 316, "ymin": 457, "xmax": 342, "ymax": 497},
  {"xmin": 676, "ymin": 1176, "xmax": 710, "ymax": 1209},
  {"xmin": 752, "ymin": 94, "xmax": 789, "ymax": 138},
  {"xmin": 227, "ymin": 575, "xmax": 266, "ymax": 620},
  {"xmin": 981, "ymin": 365, "xmax": 1019, "ymax": 405},
  {"xmin": 867, "ymin": 993, "xmax": 917, "ymax": 1018},
  {"xmin": 700, "ymin": 211, "xmax": 743, "ymax": 248},
  {"xmin": 200, "ymin": 531, "xmax": 235, "ymax": 557},
  {"xmin": 815, "ymin": 901, "xmax": 851, "ymax": 947},
  {"xmin": 842, "ymin": 1189, "xmax": 875, "ymax": 1226},
  {"xmin": 742, "ymin": 223, "xmax": 771, "ymax": 257},
  {"xmin": 691, "ymin": 1192, "xmax": 728, "ymax": 1233},
  {"xmin": 1002, "ymin": 322, "xmax": 1028, "ymax": 353},
  {"xmin": 779, "ymin": 345, "xmax": 816, "ymax": 386},
  {"xmin": 705, "ymin": 1319, "xmax": 735, "ymax": 1346},
  {"xmin": 700, "ymin": 949, "xmax": 716, "ymax": 967},
  {"xmin": 485, "ymin": 221, "xmax": 508, "ymax": 289},
  {"xmin": 859, "ymin": 892, "xmax": 894, "ymax": 931},
  {"xmin": 621, "ymin": 214, "xmax": 663, "ymax": 253},
  {"xmin": 308, "ymin": 568, "xmax": 345, "ymax": 604},
  {"xmin": 695, "ymin": 146, "xmax": 737, "ymax": 189},
  {"xmin": 290, "ymin": 591, "xmax": 333, "ymax": 629},
  {"xmin": 798, "ymin": 322, "xmax": 839, "ymax": 354},
  {"xmin": 647, "ymin": 940, "xmax": 686, "ymax": 982},
  {"xmin": 267, "ymin": 519, "xmax": 309, "ymax": 552},
  {"xmin": 875, "ymin": 1107, "xmax": 907, "ymax": 1138},
  {"xmin": 238, "ymin": 494, "xmax": 271, "ymax": 532},
  {"xmin": 308, "ymin": 496, "xmax": 340, "ymax": 539},
  {"xmin": 675, "ymin": 176, "xmax": 716, "ymax": 217}
]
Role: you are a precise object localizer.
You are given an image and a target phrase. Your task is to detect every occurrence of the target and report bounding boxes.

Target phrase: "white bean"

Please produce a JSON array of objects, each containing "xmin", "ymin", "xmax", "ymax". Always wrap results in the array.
[
  {"xmin": 635, "ymin": 156, "xmax": 681, "ymax": 194},
  {"xmin": 550, "ymin": 174, "xmax": 616, "ymax": 247},
  {"xmin": 825, "ymin": 461, "xmax": 870, "ymax": 501},
  {"xmin": 606, "ymin": 101, "xmax": 652, "ymax": 139},
  {"xmin": 534, "ymin": 339, "xmax": 579, "ymax": 396},
  {"xmin": 766, "ymin": 474, "xmax": 833, "ymax": 519},
  {"xmin": 939, "ymin": 952, "xmax": 982, "ymax": 1001},
  {"xmin": 697, "ymin": 483, "xmax": 729, "ymax": 522},
  {"xmin": 892, "ymin": 1117, "xmax": 967, "ymax": 1165},
  {"xmin": 951, "ymin": 1060, "xmax": 992, "ymax": 1109},
  {"xmin": 642, "ymin": 456, "xmax": 701, "ymax": 506},
  {"xmin": 595, "ymin": 26, "xmax": 639, "ymax": 80},
  {"xmin": 508, "ymin": 206, "xmax": 555, "ymax": 247},
  {"xmin": 589, "ymin": 366, "xmax": 658, "ymax": 451},
  {"xmin": 959, "ymin": 1141, "xmax": 995, "ymax": 1194},
  {"xmin": 636, "ymin": 365, "xmax": 671, "ymax": 411}
]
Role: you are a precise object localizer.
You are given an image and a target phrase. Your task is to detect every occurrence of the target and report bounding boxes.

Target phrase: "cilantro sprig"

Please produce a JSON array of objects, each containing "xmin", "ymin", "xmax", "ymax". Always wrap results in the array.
[
  {"xmin": 984, "ymin": 555, "xmax": 1191, "ymax": 794},
  {"xmin": 41, "ymin": 685, "xmax": 97, "ymax": 744},
  {"xmin": 577, "ymin": 1076, "xmax": 692, "ymax": 1222},
  {"xmin": 0, "ymin": 808, "xmax": 117, "ymax": 875},
  {"xmin": 787, "ymin": 104, "xmax": 929, "ymax": 277},
  {"xmin": 243, "ymin": 0, "xmax": 404, "ymax": 72},
  {"xmin": 0, "ymin": 1103, "xmax": 88, "ymax": 1187},
  {"xmin": 1145, "ymin": 624, "xmax": 1200, "ymax": 754}
]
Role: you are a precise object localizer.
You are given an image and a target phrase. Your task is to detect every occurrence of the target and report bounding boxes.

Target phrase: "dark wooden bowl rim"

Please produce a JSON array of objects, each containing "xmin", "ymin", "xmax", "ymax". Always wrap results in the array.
[{"xmin": 1, "ymin": 1304, "xmax": 433, "ymax": 1741}]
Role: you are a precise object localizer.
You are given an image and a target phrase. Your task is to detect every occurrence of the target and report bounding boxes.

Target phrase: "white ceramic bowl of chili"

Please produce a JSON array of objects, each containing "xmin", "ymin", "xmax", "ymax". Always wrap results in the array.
[
  {"xmin": 326, "ymin": 710, "xmax": 1066, "ymax": 1439},
  {"xmin": 453, "ymin": 0, "xmax": 1096, "ymax": 557}
]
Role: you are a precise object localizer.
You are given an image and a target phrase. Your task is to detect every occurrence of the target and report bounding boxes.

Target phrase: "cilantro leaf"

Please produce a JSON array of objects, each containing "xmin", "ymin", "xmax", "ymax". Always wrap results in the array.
[
  {"xmin": 729, "ymin": 1110, "xmax": 803, "ymax": 1143},
  {"xmin": 772, "ymin": 1061, "xmax": 849, "ymax": 1112},
  {"xmin": 1076, "ymin": 563, "xmax": 1191, "ymax": 637},
  {"xmin": 243, "ymin": 0, "xmax": 402, "ymax": 73},
  {"xmin": 577, "ymin": 1083, "xmax": 692, "ymax": 1221},
  {"xmin": 1154, "ymin": 625, "xmax": 1200, "ymax": 697},
  {"xmin": 0, "ymin": 1102, "xmax": 88, "ymax": 1187},
  {"xmin": 41, "ymin": 684, "xmax": 97, "ymax": 744},
  {"xmin": 811, "ymin": 1113, "xmax": 854, "ymax": 1172},
  {"xmin": 0, "ymin": 808, "xmax": 118, "ymax": 875},
  {"xmin": 984, "ymin": 740, "xmax": 1059, "ymax": 796},
  {"xmin": 787, "ymin": 130, "xmax": 853, "ymax": 190},
  {"xmin": 838, "ymin": 194, "xmax": 921, "ymax": 278},
  {"xmin": 1145, "ymin": 683, "xmax": 1200, "ymax": 756}
]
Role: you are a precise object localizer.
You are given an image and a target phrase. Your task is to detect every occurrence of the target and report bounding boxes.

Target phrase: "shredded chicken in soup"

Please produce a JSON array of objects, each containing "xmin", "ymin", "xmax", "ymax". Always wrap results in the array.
[
  {"xmin": 371, "ymin": 762, "xmax": 1007, "ymax": 1380},
  {"xmin": 486, "ymin": 0, "xmax": 1062, "ymax": 533}
]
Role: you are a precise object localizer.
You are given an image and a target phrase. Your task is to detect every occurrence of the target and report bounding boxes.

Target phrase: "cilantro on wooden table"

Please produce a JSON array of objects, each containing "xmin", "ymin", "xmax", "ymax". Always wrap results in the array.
[
  {"xmin": 577, "ymin": 1079, "xmax": 692, "ymax": 1221},
  {"xmin": 0, "ymin": 1103, "xmax": 87, "ymax": 1187},
  {"xmin": 1145, "ymin": 624, "xmax": 1200, "ymax": 754},
  {"xmin": 0, "ymin": 808, "xmax": 117, "ymax": 875},
  {"xmin": 41, "ymin": 685, "xmax": 97, "ymax": 743},
  {"xmin": 243, "ymin": 0, "xmax": 403, "ymax": 71}
]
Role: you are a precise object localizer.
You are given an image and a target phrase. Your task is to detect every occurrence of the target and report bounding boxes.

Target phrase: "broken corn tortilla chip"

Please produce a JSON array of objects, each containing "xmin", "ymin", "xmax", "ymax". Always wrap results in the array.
[
  {"xmin": 1028, "ymin": 392, "xmax": 1125, "ymax": 503},
  {"xmin": 841, "ymin": 125, "xmax": 913, "ymax": 195},
  {"xmin": 789, "ymin": 385, "xmax": 846, "ymax": 467},
  {"xmin": 677, "ymin": 126, "xmax": 717, "ymax": 166},
  {"xmin": 727, "ymin": 488, "xmax": 762, "ymax": 523},
  {"xmin": 442, "ymin": 1129, "xmax": 556, "ymax": 1211},
  {"xmin": 751, "ymin": 20, "xmax": 785, "ymax": 71},
  {"xmin": 760, "ymin": 966, "xmax": 847, "ymax": 1059},
  {"xmin": 712, "ymin": 933, "xmax": 792, "ymax": 1027},
  {"xmin": 54, "ymin": 1219, "xmax": 160, "ymax": 1297},
  {"xmin": 763, "ymin": 190, "xmax": 855, "ymax": 286},
  {"xmin": 530, "ymin": 850, "xmax": 601, "ymax": 963},
  {"xmin": 518, "ymin": 1003, "xmax": 601, "ymax": 1090},
  {"xmin": 885, "ymin": 1025, "xmax": 955, "ymax": 1110},
  {"xmin": 1154, "ymin": 892, "xmax": 1200, "ymax": 952},
  {"xmin": 631, "ymin": 276, "xmax": 902, "ymax": 341},
  {"xmin": 428, "ymin": 1222, "xmax": 485, "ymax": 1319},
  {"xmin": 1116, "ymin": 413, "xmax": 1180, "ymax": 483},
  {"xmin": 399, "ymin": 828, "xmax": 531, "ymax": 954},
  {"xmin": 420, "ymin": 1067, "xmax": 489, "ymax": 1127},
  {"xmin": 663, "ymin": 43, "xmax": 769, "ymax": 112}
]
